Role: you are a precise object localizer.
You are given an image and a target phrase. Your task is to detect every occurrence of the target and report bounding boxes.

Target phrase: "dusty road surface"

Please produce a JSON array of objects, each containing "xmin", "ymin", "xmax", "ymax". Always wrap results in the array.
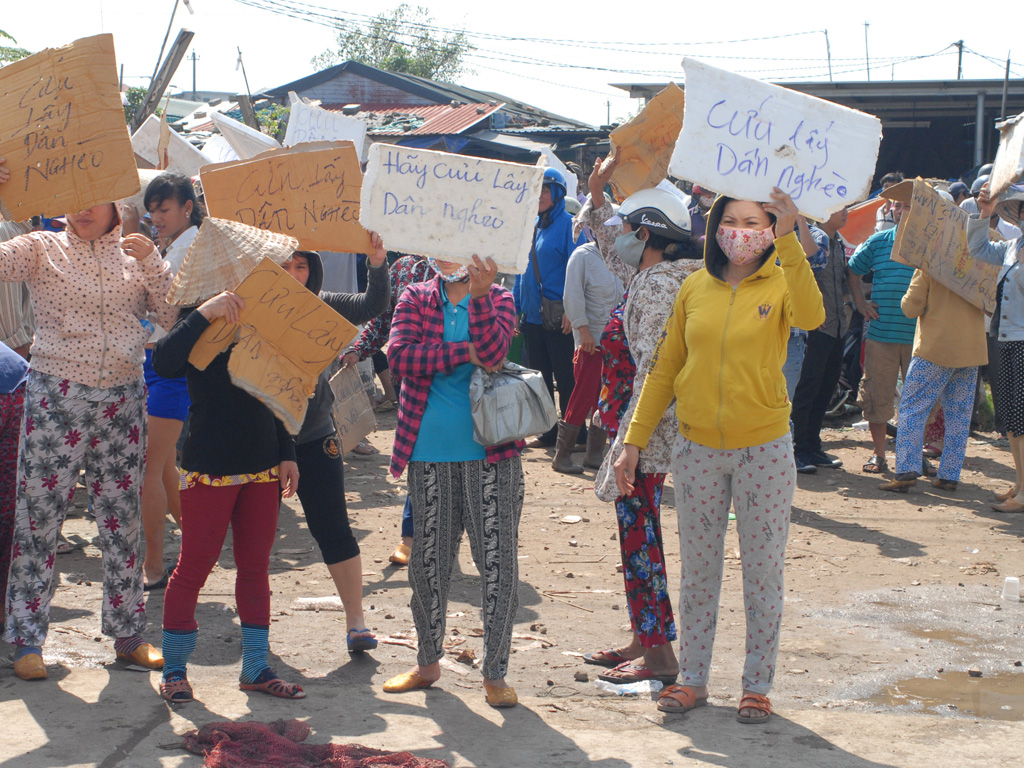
[{"xmin": 2, "ymin": 414, "xmax": 1022, "ymax": 767}]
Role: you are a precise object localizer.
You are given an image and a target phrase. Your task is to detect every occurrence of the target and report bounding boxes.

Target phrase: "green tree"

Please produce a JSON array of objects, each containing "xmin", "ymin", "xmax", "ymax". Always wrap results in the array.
[
  {"xmin": 312, "ymin": 4, "xmax": 473, "ymax": 82},
  {"xmin": 0, "ymin": 29, "xmax": 31, "ymax": 66},
  {"xmin": 123, "ymin": 86, "xmax": 147, "ymax": 125}
]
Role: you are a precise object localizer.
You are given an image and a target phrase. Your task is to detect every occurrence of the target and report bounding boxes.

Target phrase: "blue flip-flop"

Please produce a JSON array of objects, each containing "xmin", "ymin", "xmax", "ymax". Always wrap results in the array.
[{"xmin": 347, "ymin": 629, "xmax": 378, "ymax": 653}]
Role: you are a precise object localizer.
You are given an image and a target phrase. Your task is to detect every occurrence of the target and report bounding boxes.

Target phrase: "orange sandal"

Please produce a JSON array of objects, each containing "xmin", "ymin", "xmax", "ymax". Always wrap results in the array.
[
  {"xmin": 240, "ymin": 673, "xmax": 306, "ymax": 699},
  {"xmin": 159, "ymin": 674, "xmax": 193, "ymax": 703},
  {"xmin": 657, "ymin": 684, "xmax": 708, "ymax": 714},
  {"xmin": 736, "ymin": 692, "xmax": 772, "ymax": 724}
]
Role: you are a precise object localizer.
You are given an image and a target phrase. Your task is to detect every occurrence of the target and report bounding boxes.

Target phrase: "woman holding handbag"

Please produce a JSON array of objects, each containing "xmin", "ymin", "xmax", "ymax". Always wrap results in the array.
[{"xmin": 382, "ymin": 254, "xmax": 525, "ymax": 708}]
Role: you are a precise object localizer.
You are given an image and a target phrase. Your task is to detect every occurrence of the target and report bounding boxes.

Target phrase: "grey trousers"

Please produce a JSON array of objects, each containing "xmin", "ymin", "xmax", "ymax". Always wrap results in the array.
[{"xmin": 407, "ymin": 457, "xmax": 524, "ymax": 679}]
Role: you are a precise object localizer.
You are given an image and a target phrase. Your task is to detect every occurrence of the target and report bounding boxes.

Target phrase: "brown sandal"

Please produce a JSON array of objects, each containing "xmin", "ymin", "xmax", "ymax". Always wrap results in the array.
[
  {"xmin": 657, "ymin": 684, "xmax": 708, "ymax": 714},
  {"xmin": 736, "ymin": 692, "xmax": 772, "ymax": 724},
  {"xmin": 159, "ymin": 674, "xmax": 193, "ymax": 703},
  {"xmin": 240, "ymin": 674, "xmax": 306, "ymax": 699}
]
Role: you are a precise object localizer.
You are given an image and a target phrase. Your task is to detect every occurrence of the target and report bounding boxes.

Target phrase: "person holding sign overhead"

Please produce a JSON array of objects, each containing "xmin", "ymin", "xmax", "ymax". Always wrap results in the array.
[
  {"xmin": 382, "ymin": 254, "xmax": 524, "ymax": 708},
  {"xmin": 280, "ymin": 241, "xmax": 391, "ymax": 653},
  {"xmin": 0, "ymin": 157, "xmax": 176, "ymax": 681},
  {"xmin": 615, "ymin": 188, "xmax": 824, "ymax": 723},
  {"xmin": 513, "ymin": 168, "xmax": 586, "ymax": 447}
]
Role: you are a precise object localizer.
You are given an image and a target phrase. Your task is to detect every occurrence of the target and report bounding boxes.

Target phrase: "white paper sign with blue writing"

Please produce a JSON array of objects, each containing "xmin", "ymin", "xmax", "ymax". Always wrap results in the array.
[
  {"xmin": 360, "ymin": 144, "xmax": 545, "ymax": 274},
  {"xmin": 284, "ymin": 91, "xmax": 367, "ymax": 156},
  {"xmin": 668, "ymin": 58, "xmax": 882, "ymax": 221}
]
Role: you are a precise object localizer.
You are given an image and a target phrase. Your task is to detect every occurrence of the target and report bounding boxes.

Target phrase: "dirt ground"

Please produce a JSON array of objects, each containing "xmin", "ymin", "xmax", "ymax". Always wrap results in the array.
[{"xmin": 2, "ymin": 409, "xmax": 1023, "ymax": 767}]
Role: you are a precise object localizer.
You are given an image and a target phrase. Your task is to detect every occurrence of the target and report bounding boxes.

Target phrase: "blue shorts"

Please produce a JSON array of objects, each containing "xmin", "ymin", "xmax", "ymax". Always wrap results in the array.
[{"xmin": 144, "ymin": 349, "xmax": 190, "ymax": 421}]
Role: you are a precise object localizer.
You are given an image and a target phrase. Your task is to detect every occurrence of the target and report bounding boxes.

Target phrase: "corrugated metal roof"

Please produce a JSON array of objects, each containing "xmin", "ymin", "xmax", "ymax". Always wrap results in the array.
[{"xmin": 319, "ymin": 102, "xmax": 503, "ymax": 136}]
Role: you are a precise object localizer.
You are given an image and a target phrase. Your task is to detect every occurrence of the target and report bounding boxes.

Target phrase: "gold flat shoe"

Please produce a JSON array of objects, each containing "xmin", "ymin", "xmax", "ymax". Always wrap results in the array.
[
  {"xmin": 388, "ymin": 544, "xmax": 411, "ymax": 566},
  {"xmin": 991, "ymin": 499, "xmax": 1024, "ymax": 514},
  {"xmin": 484, "ymin": 683, "xmax": 518, "ymax": 708},
  {"xmin": 116, "ymin": 642, "xmax": 165, "ymax": 670},
  {"xmin": 14, "ymin": 653, "xmax": 47, "ymax": 681},
  {"xmin": 994, "ymin": 487, "xmax": 1020, "ymax": 502},
  {"xmin": 383, "ymin": 670, "xmax": 434, "ymax": 693}
]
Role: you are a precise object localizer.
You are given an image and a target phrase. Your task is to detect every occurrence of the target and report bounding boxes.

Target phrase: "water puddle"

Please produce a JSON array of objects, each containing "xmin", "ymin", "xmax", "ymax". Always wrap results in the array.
[
  {"xmin": 903, "ymin": 627, "xmax": 981, "ymax": 646},
  {"xmin": 867, "ymin": 671, "xmax": 1024, "ymax": 721}
]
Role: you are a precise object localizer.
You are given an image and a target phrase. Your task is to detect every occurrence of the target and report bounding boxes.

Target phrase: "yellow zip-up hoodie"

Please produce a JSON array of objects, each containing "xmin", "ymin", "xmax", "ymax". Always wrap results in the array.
[{"xmin": 625, "ymin": 222, "xmax": 825, "ymax": 451}]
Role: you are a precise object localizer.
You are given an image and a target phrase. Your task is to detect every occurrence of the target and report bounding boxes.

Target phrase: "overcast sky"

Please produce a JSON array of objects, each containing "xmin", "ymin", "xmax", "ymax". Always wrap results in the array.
[{"xmin": 4, "ymin": 0, "xmax": 1020, "ymax": 126}]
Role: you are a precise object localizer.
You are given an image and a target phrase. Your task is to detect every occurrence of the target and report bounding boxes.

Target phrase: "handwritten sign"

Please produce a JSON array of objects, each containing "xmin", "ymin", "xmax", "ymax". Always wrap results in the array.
[
  {"xmin": 210, "ymin": 112, "xmax": 280, "ymax": 160},
  {"xmin": 329, "ymin": 364, "xmax": 376, "ymax": 454},
  {"xmin": 989, "ymin": 112, "xmax": 1024, "ymax": 199},
  {"xmin": 189, "ymin": 257, "xmax": 359, "ymax": 434},
  {"xmin": 885, "ymin": 180, "xmax": 1001, "ymax": 313},
  {"xmin": 201, "ymin": 142, "xmax": 373, "ymax": 254},
  {"xmin": 284, "ymin": 91, "xmax": 367, "ymax": 156},
  {"xmin": 0, "ymin": 34, "xmax": 138, "ymax": 221},
  {"xmin": 360, "ymin": 143, "xmax": 544, "ymax": 273},
  {"xmin": 668, "ymin": 58, "xmax": 882, "ymax": 221},
  {"xmin": 131, "ymin": 114, "xmax": 210, "ymax": 177},
  {"xmin": 607, "ymin": 83, "xmax": 685, "ymax": 201}
]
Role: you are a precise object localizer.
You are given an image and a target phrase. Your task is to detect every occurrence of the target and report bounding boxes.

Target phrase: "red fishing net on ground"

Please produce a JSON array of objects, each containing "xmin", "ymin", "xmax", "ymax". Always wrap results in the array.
[{"xmin": 181, "ymin": 720, "xmax": 450, "ymax": 768}]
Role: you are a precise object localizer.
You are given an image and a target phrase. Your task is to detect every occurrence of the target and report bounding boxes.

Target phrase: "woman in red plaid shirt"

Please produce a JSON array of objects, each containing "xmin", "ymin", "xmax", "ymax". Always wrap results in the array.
[{"xmin": 382, "ymin": 254, "xmax": 524, "ymax": 709}]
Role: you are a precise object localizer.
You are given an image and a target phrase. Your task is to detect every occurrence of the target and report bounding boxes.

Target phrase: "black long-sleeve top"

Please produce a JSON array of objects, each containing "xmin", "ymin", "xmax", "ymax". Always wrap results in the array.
[{"xmin": 153, "ymin": 309, "xmax": 297, "ymax": 475}]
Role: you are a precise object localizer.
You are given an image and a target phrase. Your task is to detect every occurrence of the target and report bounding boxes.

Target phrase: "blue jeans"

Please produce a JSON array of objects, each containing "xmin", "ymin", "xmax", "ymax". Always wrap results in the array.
[
  {"xmin": 401, "ymin": 494, "xmax": 413, "ymax": 539},
  {"xmin": 783, "ymin": 333, "xmax": 807, "ymax": 402}
]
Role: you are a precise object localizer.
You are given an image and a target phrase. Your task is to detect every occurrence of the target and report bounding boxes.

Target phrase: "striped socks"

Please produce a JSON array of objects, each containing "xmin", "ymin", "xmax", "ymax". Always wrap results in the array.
[
  {"xmin": 14, "ymin": 645, "xmax": 42, "ymax": 661},
  {"xmin": 239, "ymin": 623, "xmax": 270, "ymax": 684},
  {"xmin": 113, "ymin": 635, "xmax": 144, "ymax": 656},
  {"xmin": 161, "ymin": 629, "xmax": 198, "ymax": 679}
]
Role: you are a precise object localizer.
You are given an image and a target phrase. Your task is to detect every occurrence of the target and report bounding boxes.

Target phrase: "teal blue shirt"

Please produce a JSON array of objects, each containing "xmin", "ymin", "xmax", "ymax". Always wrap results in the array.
[
  {"xmin": 410, "ymin": 288, "xmax": 486, "ymax": 462},
  {"xmin": 848, "ymin": 228, "xmax": 917, "ymax": 345}
]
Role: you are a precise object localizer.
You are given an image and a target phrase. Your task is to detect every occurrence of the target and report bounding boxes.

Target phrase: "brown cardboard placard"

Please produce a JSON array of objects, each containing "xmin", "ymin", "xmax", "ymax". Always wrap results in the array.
[
  {"xmin": 884, "ymin": 179, "xmax": 1001, "ymax": 313},
  {"xmin": 201, "ymin": 142, "xmax": 373, "ymax": 253},
  {"xmin": 0, "ymin": 34, "xmax": 139, "ymax": 221},
  {"xmin": 329, "ymin": 365, "xmax": 376, "ymax": 454},
  {"xmin": 188, "ymin": 257, "xmax": 360, "ymax": 433},
  {"xmin": 607, "ymin": 83, "xmax": 685, "ymax": 201},
  {"xmin": 989, "ymin": 112, "xmax": 1024, "ymax": 199}
]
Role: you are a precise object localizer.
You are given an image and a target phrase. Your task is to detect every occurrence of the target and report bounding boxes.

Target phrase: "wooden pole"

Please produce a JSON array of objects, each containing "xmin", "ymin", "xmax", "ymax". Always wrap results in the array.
[{"xmin": 132, "ymin": 29, "xmax": 195, "ymax": 132}]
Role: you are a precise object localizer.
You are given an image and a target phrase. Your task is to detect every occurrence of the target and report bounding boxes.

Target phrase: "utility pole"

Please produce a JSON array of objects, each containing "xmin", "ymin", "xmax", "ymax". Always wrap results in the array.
[
  {"xmin": 606, "ymin": 100, "xmax": 610, "ymax": 126},
  {"xmin": 235, "ymin": 47, "xmax": 260, "ymax": 130},
  {"xmin": 956, "ymin": 40, "xmax": 964, "ymax": 80},
  {"xmin": 188, "ymin": 50, "xmax": 200, "ymax": 100},
  {"xmin": 132, "ymin": 28, "xmax": 194, "ymax": 131},
  {"xmin": 1002, "ymin": 53, "xmax": 1011, "ymax": 118},
  {"xmin": 824, "ymin": 29, "xmax": 833, "ymax": 82},
  {"xmin": 863, "ymin": 22, "xmax": 871, "ymax": 82}
]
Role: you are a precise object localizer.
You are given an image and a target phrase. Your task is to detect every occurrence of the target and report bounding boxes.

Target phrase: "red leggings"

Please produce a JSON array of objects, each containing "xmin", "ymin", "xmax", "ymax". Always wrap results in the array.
[
  {"xmin": 163, "ymin": 481, "xmax": 280, "ymax": 631},
  {"xmin": 563, "ymin": 348, "xmax": 604, "ymax": 426}
]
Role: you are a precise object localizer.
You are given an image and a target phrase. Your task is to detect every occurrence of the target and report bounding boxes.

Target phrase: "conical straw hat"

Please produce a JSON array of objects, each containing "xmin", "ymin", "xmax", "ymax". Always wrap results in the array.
[{"xmin": 166, "ymin": 218, "xmax": 298, "ymax": 306}]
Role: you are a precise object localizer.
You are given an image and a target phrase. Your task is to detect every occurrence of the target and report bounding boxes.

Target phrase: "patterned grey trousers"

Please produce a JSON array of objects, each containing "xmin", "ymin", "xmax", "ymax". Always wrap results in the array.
[{"xmin": 407, "ymin": 457, "xmax": 524, "ymax": 680}]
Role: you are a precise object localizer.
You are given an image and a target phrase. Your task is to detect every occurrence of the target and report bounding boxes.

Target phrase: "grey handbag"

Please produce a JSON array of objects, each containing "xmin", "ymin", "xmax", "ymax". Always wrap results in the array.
[{"xmin": 469, "ymin": 361, "xmax": 559, "ymax": 446}]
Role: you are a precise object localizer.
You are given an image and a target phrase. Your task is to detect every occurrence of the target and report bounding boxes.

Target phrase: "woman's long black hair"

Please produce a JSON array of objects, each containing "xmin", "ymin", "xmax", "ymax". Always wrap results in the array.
[{"xmin": 144, "ymin": 172, "xmax": 206, "ymax": 228}]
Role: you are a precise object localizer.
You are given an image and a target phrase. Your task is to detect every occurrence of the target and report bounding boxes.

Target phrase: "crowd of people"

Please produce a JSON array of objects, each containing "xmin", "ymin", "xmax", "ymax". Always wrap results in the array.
[{"xmin": 0, "ymin": 142, "xmax": 1022, "ymax": 726}]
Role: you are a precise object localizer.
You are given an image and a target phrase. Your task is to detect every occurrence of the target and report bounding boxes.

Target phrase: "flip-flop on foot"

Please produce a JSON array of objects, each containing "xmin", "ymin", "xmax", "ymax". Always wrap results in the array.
[{"xmin": 657, "ymin": 684, "xmax": 708, "ymax": 714}]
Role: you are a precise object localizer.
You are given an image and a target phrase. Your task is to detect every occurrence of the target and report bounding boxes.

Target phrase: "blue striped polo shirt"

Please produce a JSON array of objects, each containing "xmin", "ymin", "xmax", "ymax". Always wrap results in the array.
[{"xmin": 848, "ymin": 228, "xmax": 917, "ymax": 345}]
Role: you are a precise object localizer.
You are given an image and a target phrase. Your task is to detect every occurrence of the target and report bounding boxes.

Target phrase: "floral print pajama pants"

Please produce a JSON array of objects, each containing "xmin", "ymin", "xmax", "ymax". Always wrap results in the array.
[
  {"xmin": 4, "ymin": 373, "xmax": 148, "ymax": 648},
  {"xmin": 671, "ymin": 435, "xmax": 795, "ymax": 695},
  {"xmin": 615, "ymin": 471, "xmax": 676, "ymax": 647}
]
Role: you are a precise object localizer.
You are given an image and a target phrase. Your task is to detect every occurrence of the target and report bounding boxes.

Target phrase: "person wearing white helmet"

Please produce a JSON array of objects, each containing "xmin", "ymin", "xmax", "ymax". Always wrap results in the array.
[
  {"xmin": 615, "ymin": 187, "xmax": 824, "ymax": 723},
  {"xmin": 968, "ymin": 183, "xmax": 1024, "ymax": 512},
  {"xmin": 577, "ymin": 156, "xmax": 704, "ymax": 689}
]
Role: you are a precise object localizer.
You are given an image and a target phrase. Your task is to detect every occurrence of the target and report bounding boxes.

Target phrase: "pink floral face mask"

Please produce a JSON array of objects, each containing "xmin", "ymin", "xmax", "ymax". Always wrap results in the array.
[{"xmin": 716, "ymin": 225, "xmax": 774, "ymax": 266}]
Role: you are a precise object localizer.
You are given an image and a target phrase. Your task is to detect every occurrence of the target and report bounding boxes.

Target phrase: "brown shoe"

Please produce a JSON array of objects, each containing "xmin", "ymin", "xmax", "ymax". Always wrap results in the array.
[
  {"xmin": 931, "ymin": 478, "xmax": 958, "ymax": 492},
  {"xmin": 388, "ymin": 544, "xmax": 411, "ymax": 566},
  {"xmin": 117, "ymin": 642, "xmax": 164, "ymax": 670},
  {"xmin": 879, "ymin": 474, "xmax": 916, "ymax": 493},
  {"xmin": 14, "ymin": 653, "xmax": 47, "ymax": 681}
]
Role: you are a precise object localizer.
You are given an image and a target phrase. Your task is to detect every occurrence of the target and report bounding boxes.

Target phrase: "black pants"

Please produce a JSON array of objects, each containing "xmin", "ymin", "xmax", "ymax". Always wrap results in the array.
[
  {"xmin": 522, "ymin": 321, "xmax": 576, "ymax": 440},
  {"xmin": 792, "ymin": 330, "xmax": 845, "ymax": 455},
  {"xmin": 295, "ymin": 434, "xmax": 359, "ymax": 564}
]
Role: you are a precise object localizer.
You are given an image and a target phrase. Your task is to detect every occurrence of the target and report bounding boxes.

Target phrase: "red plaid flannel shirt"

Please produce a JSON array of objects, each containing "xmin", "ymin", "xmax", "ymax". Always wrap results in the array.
[{"xmin": 387, "ymin": 276, "xmax": 523, "ymax": 478}]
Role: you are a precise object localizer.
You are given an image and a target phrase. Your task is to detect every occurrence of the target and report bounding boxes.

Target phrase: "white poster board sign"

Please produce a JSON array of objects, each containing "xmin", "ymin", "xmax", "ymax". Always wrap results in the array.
[
  {"xmin": 990, "ymin": 112, "xmax": 1024, "ymax": 199},
  {"xmin": 284, "ymin": 91, "xmax": 367, "ymax": 156},
  {"xmin": 359, "ymin": 144, "xmax": 544, "ymax": 274},
  {"xmin": 131, "ymin": 114, "xmax": 209, "ymax": 177},
  {"xmin": 537, "ymin": 147, "xmax": 577, "ymax": 201},
  {"xmin": 669, "ymin": 58, "xmax": 882, "ymax": 220},
  {"xmin": 211, "ymin": 111, "xmax": 280, "ymax": 160}
]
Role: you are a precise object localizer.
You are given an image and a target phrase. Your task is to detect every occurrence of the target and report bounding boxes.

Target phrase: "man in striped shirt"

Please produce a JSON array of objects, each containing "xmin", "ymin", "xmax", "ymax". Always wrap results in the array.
[{"xmin": 848, "ymin": 198, "xmax": 917, "ymax": 474}]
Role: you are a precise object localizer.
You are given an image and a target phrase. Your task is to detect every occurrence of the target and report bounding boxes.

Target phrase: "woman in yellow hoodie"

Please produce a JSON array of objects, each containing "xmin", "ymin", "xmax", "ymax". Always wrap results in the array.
[{"xmin": 615, "ymin": 188, "xmax": 824, "ymax": 723}]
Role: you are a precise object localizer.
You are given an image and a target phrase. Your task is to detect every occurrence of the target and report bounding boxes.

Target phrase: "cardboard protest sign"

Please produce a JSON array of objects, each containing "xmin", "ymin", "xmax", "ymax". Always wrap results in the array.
[
  {"xmin": 989, "ymin": 112, "xmax": 1024, "ymax": 199},
  {"xmin": 607, "ymin": 83, "xmax": 685, "ymax": 201},
  {"xmin": 211, "ymin": 111, "xmax": 280, "ymax": 160},
  {"xmin": 884, "ymin": 180, "xmax": 1001, "ymax": 313},
  {"xmin": 188, "ymin": 257, "xmax": 359, "ymax": 433},
  {"xmin": 131, "ymin": 114, "xmax": 210, "ymax": 177},
  {"xmin": 284, "ymin": 91, "xmax": 367, "ymax": 156},
  {"xmin": 0, "ymin": 34, "xmax": 139, "ymax": 221},
  {"xmin": 329, "ymin": 365, "xmax": 376, "ymax": 454},
  {"xmin": 360, "ymin": 144, "xmax": 545, "ymax": 273},
  {"xmin": 201, "ymin": 142, "xmax": 373, "ymax": 253},
  {"xmin": 669, "ymin": 58, "xmax": 882, "ymax": 221}
]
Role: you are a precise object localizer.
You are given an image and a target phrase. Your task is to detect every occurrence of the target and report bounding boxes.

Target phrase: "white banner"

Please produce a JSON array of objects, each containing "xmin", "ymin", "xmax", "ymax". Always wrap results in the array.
[
  {"xmin": 131, "ymin": 114, "xmax": 210, "ymax": 177},
  {"xmin": 210, "ymin": 111, "xmax": 280, "ymax": 160},
  {"xmin": 284, "ymin": 92, "xmax": 367, "ymax": 157},
  {"xmin": 669, "ymin": 58, "xmax": 882, "ymax": 220},
  {"xmin": 359, "ymin": 144, "xmax": 544, "ymax": 274}
]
